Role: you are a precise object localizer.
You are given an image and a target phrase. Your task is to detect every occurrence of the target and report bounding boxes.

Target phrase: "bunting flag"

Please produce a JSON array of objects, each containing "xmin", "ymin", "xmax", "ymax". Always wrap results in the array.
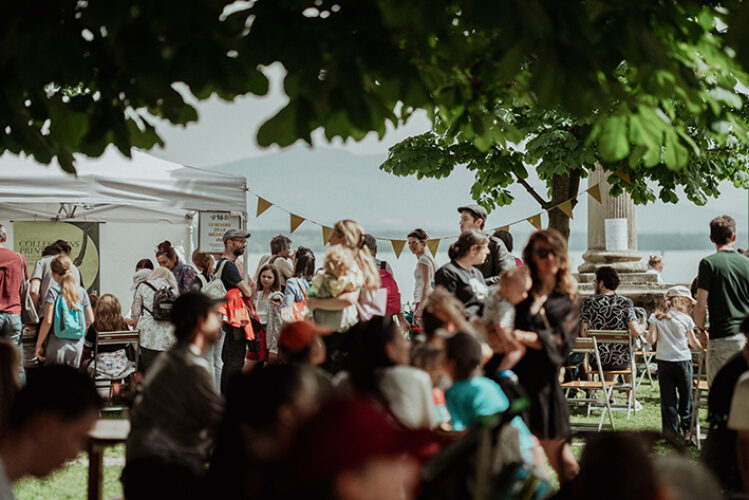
[
  {"xmin": 493, "ymin": 225, "xmax": 510, "ymax": 233},
  {"xmin": 556, "ymin": 200, "xmax": 574, "ymax": 219},
  {"xmin": 290, "ymin": 214, "xmax": 305, "ymax": 233},
  {"xmin": 322, "ymin": 225, "xmax": 334, "ymax": 245},
  {"xmin": 527, "ymin": 213, "xmax": 542, "ymax": 230},
  {"xmin": 426, "ymin": 239, "xmax": 440, "ymax": 258},
  {"xmin": 256, "ymin": 197, "xmax": 273, "ymax": 217},
  {"xmin": 587, "ymin": 184, "xmax": 602, "ymax": 203},
  {"xmin": 391, "ymin": 240, "xmax": 406, "ymax": 258},
  {"xmin": 614, "ymin": 168, "xmax": 631, "ymax": 184}
]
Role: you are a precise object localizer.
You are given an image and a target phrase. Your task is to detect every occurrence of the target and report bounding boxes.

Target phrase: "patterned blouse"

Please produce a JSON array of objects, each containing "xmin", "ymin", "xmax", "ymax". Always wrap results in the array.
[
  {"xmin": 132, "ymin": 278, "xmax": 177, "ymax": 352},
  {"xmin": 172, "ymin": 262, "xmax": 197, "ymax": 294}
]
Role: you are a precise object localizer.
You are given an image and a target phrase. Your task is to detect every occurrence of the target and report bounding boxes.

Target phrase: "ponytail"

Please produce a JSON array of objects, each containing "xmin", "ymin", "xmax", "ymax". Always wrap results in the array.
[
  {"xmin": 449, "ymin": 230, "xmax": 489, "ymax": 261},
  {"xmin": 50, "ymin": 255, "xmax": 81, "ymax": 310}
]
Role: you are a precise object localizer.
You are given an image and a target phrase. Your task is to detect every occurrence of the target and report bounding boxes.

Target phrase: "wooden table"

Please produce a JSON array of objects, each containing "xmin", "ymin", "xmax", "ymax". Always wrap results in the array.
[{"xmin": 87, "ymin": 419, "xmax": 130, "ymax": 500}]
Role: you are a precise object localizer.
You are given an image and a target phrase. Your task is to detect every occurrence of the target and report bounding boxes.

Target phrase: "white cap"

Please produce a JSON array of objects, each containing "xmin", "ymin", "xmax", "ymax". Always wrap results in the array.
[{"xmin": 666, "ymin": 285, "xmax": 696, "ymax": 304}]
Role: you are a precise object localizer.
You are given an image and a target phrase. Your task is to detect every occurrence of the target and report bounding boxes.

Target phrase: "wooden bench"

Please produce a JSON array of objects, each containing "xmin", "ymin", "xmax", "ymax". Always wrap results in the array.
[{"xmin": 87, "ymin": 419, "xmax": 130, "ymax": 500}]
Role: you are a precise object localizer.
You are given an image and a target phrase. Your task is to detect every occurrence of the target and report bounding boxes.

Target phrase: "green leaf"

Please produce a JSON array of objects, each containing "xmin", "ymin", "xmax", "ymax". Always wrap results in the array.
[{"xmin": 597, "ymin": 114, "xmax": 630, "ymax": 162}]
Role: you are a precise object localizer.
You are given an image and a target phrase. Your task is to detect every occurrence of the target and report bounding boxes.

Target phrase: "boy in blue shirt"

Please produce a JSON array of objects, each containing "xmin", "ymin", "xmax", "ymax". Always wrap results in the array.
[{"xmin": 444, "ymin": 332, "xmax": 537, "ymax": 465}]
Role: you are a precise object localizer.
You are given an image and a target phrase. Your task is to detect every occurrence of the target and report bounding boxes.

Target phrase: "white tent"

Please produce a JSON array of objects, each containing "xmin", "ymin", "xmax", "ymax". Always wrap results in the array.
[{"xmin": 0, "ymin": 146, "xmax": 247, "ymax": 307}]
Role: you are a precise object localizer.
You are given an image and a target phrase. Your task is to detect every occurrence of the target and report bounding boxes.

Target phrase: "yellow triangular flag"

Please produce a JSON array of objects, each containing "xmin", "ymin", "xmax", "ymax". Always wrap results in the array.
[
  {"xmin": 426, "ymin": 239, "xmax": 440, "ymax": 258},
  {"xmin": 391, "ymin": 240, "xmax": 406, "ymax": 259},
  {"xmin": 493, "ymin": 225, "xmax": 509, "ymax": 233},
  {"xmin": 256, "ymin": 197, "xmax": 273, "ymax": 217},
  {"xmin": 527, "ymin": 214, "xmax": 542, "ymax": 230},
  {"xmin": 587, "ymin": 184, "xmax": 602, "ymax": 204},
  {"xmin": 290, "ymin": 214, "xmax": 305, "ymax": 233},
  {"xmin": 322, "ymin": 226, "xmax": 334, "ymax": 245},
  {"xmin": 614, "ymin": 167, "xmax": 631, "ymax": 184},
  {"xmin": 556, "ymin": 200, "xmax": 574, "ymax": 219}
]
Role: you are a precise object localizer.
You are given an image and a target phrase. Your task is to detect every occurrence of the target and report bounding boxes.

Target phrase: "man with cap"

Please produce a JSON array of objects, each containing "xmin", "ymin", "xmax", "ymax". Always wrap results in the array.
[
  {"xmin": 122, "ymin": 292, "xmax": 225, "ymax": 500},
  {"xmin": 216, "ymin": 228, "xmax": 254, "ymax": 393},
  {"xmin": 458, "ymin": 204, "xmax": 515, "ymax": 284}
]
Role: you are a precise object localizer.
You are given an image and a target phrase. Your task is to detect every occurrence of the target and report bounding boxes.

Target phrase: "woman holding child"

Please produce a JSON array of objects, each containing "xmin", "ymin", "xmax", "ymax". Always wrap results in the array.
[{"xmin": 490, "ymin": 229, "xmax": 581, "ymax": 481}]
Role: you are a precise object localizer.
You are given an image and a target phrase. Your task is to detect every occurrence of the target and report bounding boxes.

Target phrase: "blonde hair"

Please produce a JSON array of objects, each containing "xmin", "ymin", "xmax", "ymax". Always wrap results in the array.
[
  {"xmin": 332, "ymin": 220, "xmax": 381, "ymax": 291},
  {"xmin": 94, "ymin": 294, "xmax": 128, "ymax": 332},
  {"xmin": 499, "ymin": 267, "xmax": 530, "ymax": 291},
  {"xmin": 323, "ymin": 246, "xmax": 355, "ymax": 278},
  {"xmin": 655, "ymin": 295, "xmax": 692, "ymax": 320},
  {"xmin": 648, "ymin": 255, "xmax": 664, "ymax": 268},
  {"xmin": 50, "ymin": 254, "xmax": 81, "ymax": 310},
  {"xmin": 147, "ymin": 266, "xmax": 179, "ymax": 291}
]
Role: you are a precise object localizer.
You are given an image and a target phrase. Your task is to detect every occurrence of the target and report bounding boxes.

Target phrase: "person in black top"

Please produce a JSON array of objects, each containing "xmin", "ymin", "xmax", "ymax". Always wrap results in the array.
[
  {"xmin": 487, "ymin": 229, "xmax": 580, "ymax": 483},
  {"xmin": 216, "ymin": 229, "xmax": 254, "ymax": 393},
  {"xmin": 434, "ymin": 230, "xmax": 490, "ymax": 317}
]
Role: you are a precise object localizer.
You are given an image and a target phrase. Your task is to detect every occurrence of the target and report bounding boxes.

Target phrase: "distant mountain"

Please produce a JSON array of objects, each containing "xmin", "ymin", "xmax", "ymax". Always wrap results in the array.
[{"xmin": 207, "ymin": 145, "xmax": 749, "ymax": 249}]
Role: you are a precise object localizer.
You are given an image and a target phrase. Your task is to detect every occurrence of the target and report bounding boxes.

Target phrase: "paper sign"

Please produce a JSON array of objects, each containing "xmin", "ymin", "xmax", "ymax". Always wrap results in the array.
[
  {"xmin": 198, "ymin": 211, "xmax": 241, "ymax": 253},
  {"xmin": 604, "ymin": 218, "xmax": 628, "ymax": 251}
]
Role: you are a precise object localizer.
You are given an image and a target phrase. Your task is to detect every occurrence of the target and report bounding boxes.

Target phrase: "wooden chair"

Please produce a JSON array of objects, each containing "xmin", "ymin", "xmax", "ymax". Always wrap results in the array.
[
  {"xmin": 689, "ymin": 349, "xmax": 709, "ymax": 449},
  {"xmin": 91, "ymin": 330, "xmax": 140, "ymax": 413},
  {"xmin": 562, "ymin": 336, "xmax": 617, "ymax": 431},
  {"xmin": 587, "ymin": 330, "xmax": 638, "ymax": 419}
]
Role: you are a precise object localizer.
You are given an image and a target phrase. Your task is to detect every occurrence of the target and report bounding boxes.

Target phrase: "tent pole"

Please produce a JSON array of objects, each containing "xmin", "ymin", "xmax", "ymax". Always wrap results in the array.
[
  {"xmin": 242, "ymin": 211, "xmax": 248, "ymax": 281},
  {"xmin": 186, "ymin": 212, "xmax": 195, "ymax": 267}
]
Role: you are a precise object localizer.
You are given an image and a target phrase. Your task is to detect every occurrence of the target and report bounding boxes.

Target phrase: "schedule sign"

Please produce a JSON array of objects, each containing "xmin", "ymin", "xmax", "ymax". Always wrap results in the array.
[{"xmin": 198, "ymin": 211, "xmax": 241, "ymax": 253}]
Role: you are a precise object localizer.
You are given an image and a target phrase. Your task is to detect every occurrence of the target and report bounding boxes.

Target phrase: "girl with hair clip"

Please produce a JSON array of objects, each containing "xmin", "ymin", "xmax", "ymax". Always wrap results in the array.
[
  {"xmin": 434, "ymin": 229, "xmax": 491, "ymax": 318},
  {"xmin": 645, "ymin": 286, "xmax": 703, "ymax": 442},
  {"xmin": 35, "ymin": 255, "xmax": 94, "ymax": 368}
]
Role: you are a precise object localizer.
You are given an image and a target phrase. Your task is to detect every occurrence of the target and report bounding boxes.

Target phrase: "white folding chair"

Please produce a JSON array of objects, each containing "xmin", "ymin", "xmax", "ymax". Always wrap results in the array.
[{"xmin": 588, "ymin": 330, "xmax": 638, "ymax": 419}]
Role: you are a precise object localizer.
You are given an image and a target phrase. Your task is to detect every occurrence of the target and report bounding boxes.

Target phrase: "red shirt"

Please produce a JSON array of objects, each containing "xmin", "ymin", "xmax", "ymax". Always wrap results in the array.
[{"xmin": 0, "ymin": 248, "xmax": 28, "ymax": 314}]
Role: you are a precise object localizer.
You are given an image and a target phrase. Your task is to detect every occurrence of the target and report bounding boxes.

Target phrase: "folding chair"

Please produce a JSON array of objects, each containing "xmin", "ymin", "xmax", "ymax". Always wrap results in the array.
[
  {"xmin": 587, "ymin": 330, "xmax": 638, "ymax": 419},
  {"xmin": 562, "ymin": 336, "xmax": 617, "ymax": 431},
  {"xmin": 689, "ymin": 349, "xmax": 709, "ymax": 450},
  {"xmin": 635, "ymin": 343, "xmax": 656, "ymax": 391},
  {"xmin": 92, "ymin": 330, "xmax": 140, "ymax": 413}
]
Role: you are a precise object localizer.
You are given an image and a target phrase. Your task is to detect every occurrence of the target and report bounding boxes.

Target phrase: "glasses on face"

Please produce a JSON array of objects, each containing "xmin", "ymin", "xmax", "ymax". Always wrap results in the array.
[
  {"xmin": 231, "ymin": 238, "xmax": 247, "ymax": 244},
  {"xmin": 534, "ymin": 247, "xmax": 556, "ymax": 259}
]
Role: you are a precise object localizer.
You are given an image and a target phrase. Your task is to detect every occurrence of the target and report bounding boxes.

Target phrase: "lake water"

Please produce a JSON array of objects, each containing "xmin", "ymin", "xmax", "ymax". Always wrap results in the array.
[{"xmin": 247, "ymin": 249, "xmax": 709, "ymax": 304}]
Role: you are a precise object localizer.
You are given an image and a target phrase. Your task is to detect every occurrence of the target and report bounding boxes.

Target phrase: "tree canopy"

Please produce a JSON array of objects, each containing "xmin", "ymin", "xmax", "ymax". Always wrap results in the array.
[{"xmin": 5, "ymin": 0, "xmax": 749, "ymax": 183}]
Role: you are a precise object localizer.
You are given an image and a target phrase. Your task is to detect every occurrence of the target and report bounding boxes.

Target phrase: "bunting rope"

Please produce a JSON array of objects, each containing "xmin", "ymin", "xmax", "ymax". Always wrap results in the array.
[{"xmin": 243, "ymin": 170, "xmax": 626, "ymax": 258}]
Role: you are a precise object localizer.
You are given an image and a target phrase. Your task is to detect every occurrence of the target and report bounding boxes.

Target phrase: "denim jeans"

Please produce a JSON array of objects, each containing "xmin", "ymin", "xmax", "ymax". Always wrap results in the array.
[
  {"xmin": 203, "ymin": 329, "xmax": 225, "ymax": 391},
  {"xmin": 0, "ymin": 312, "xmax": 24, "ymax": 383},
  {"xmin": 657, "ymin": 359, "xmax": 693, "ymax": 436}
]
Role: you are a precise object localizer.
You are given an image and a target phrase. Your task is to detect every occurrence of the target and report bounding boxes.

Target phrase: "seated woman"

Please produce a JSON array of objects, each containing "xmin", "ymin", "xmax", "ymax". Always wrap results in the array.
[
  {"xmin": 82, "ymin": 294, "xmax": 134, "ymax": 380},
  {"xmin": 341, "ymin": 316, "xmax": 438, "ymax": 430}
]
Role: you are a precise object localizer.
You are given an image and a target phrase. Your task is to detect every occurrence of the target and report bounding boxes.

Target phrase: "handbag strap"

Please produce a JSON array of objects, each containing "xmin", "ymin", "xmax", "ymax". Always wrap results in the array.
[
  {"xmin": 17, "ymin": 252, "xmax": 27, "ymax": 281},
  {"xmin": 296, "ymin": 277, "xmax": 308, "ymax": 300}
]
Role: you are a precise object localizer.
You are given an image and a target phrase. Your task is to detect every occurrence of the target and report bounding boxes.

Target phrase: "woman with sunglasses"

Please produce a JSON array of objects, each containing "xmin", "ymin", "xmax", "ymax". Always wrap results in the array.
[
  {"xmin": 434, "ymin": 230, "xmax": 491, "ymax": 317},
  {"xmin": 499, "ymin": 229, "xmax": 581, "ymax": 482}
]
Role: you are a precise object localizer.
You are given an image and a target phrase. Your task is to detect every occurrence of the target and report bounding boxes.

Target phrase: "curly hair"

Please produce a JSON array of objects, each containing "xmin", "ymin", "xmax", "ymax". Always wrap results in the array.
[{"xmin": 522, "ymin": 229, "xmax": 577, "ymax": 297}]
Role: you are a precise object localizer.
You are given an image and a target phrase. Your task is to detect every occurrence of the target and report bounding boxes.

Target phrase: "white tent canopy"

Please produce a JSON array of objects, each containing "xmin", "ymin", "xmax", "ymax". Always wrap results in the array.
[
  {"xmin": 0, "ymin": 146, "xmax": 246, "ymax": 222},
  {"xmin": 0, "ymin": 147, "xmax": 247, "ymax": 308}
]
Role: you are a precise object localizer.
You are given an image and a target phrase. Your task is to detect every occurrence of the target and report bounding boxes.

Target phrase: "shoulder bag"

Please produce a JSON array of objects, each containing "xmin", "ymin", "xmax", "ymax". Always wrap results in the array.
[
  {"xmin": 202, "ymin": 259, "xmax": 230, "ymax": 299},
  {"xmin": 279, "ymin": 278, "xmax": 309, "ymax": 323}
]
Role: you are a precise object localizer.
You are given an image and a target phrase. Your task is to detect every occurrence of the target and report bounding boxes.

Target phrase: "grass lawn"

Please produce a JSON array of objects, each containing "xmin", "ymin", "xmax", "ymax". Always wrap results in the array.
[{"xmin": 14, "ymin": 377, "xmax": 705, "ymax": 498}]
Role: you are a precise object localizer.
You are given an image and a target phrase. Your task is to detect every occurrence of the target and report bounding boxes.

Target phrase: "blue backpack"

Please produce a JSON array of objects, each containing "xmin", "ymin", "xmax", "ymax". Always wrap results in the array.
[{"xmin": 53, "ymin": 286, "xmax": 86, "ymax": 340}]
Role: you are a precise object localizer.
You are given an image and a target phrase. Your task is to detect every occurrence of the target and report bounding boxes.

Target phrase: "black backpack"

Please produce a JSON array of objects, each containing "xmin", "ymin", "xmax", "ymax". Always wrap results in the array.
[{"xmin": 143, "ymin": 281, "xmax": 177, "ymax": 321}]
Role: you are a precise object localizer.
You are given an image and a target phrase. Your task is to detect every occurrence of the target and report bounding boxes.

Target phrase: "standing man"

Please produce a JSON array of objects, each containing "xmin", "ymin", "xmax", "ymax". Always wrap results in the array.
[
  {"xmin": 122, "ymin": 292, "xmax": 224, "ymax": 500},
  {"xmin": 694, "ymin": 215, "xmax": 749, "ymax": 385},
  {"xmin": 256, "ymin": 235, "xmax": 294, "ymax": 288},
  {"xmin": 0, "ymin": 224, "xmax": 28, "ymax": 381},
  {"xmin": 217, "ymin": 229, "xmax": 254, "ymax": 392},
  {"xmin": 457, "ymin": 204, "xmax": 515, "ymax": 284}
]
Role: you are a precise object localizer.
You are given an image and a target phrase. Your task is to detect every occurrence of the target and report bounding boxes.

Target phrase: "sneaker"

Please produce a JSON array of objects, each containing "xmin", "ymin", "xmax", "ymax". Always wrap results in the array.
[
  {"xmin": 684, "ymin": 431, "xmax": 698, "ymax": 447},
  {"xmin": 634, "ymin": 400, "xmax": 643, "ymax": 411}
]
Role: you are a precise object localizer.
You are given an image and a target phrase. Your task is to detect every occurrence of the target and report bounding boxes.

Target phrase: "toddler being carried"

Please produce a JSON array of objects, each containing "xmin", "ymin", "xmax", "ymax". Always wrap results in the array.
[{"xmin": 309, "ymin": 245, "xmax": 363, "ymax": 332}]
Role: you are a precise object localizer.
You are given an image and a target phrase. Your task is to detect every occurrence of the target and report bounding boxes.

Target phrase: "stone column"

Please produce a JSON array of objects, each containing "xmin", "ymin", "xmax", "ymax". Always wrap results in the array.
[{"xmin": 578, "ymin": 165, "xmax": 645, "ymax": 273}]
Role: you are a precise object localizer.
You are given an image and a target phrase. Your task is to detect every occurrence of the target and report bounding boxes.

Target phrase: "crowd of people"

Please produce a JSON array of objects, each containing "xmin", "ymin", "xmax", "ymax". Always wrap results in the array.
[{"xmin": 1, "ymin": 209, "xmax": 749, "ymax": 499}]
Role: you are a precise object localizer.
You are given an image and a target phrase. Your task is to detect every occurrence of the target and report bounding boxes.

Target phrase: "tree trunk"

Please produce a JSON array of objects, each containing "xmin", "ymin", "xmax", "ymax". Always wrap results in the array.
[{"xmin": 547, "ymin": 170, "xmax": 581, "ymax": 241}]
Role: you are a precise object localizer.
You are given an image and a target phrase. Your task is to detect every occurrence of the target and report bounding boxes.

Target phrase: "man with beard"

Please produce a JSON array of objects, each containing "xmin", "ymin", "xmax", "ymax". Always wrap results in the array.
[{"xmin": 213, "ymin": 229, "xmax": 254, "ymax": 392}]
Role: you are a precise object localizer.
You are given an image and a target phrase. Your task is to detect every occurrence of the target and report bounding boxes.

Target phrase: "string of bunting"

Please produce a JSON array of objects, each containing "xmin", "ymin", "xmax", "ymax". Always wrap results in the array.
[{"xmin": 246, "ymin": 170, "xmax": 626, "ymax": 259}]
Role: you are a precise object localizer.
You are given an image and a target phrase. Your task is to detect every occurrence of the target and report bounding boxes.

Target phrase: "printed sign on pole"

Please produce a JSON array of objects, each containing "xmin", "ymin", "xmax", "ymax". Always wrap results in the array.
[{"xmin": 198, "ymin": 211, "xmax": 241, "ymax": 253}]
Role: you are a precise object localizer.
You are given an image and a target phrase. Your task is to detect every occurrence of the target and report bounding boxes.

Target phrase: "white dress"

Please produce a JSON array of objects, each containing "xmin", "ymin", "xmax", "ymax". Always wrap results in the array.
[{"xmin": 413, "ymin": 254, "xmax": 437, "ymax": 304}]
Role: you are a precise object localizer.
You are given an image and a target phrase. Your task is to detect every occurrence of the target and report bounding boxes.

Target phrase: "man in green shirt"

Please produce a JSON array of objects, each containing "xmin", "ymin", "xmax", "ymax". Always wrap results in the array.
[{"xmin": 695, "ymin": 215, "xmax": 749, "ymax": 385}]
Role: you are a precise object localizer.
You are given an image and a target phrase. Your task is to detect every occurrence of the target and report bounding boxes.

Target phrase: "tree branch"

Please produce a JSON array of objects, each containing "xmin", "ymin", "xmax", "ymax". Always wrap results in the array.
[{"xmin": 514, "ymin": 173, "xmax": 551, "ymax": 209}]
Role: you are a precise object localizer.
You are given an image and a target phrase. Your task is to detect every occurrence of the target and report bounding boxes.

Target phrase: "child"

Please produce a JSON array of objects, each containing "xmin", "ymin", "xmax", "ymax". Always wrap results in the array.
[
  {"xmin": 645, "ymin": 285, "xmax": 703, "ymax": 442},
  {"xmin": 35, "ymin": 255, "xmax": 94, "ymax": 368},
  {"xmin": 411, "ymin": 343, "xmax": 452, "ymax": 431},
  {"xmin": 444, "ymin": 332, "xmax": 539, "ymax": 467},
  {"xmin": 309, "ymin": 246, "xmax": 363, "ymax": 332},
  {"xmin": 244, "ymin": 264, "xmax": 284, "ymax": 369},
  {"xmin": 483, "ymin": 267, "xmax": 531, "ymax": 371}
]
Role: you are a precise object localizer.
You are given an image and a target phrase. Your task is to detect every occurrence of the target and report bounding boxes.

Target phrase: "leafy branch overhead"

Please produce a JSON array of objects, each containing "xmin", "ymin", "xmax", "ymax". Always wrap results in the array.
[{"xmin": 5, "ymin": 0, "xmax": 749, "ymax": 179}]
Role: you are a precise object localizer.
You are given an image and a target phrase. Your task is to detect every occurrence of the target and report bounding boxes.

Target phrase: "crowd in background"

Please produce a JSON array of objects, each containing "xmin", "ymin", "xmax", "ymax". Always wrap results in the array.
[{"xmin": 0, "ymin": 210, "xmax": 748, "ymax": 499}]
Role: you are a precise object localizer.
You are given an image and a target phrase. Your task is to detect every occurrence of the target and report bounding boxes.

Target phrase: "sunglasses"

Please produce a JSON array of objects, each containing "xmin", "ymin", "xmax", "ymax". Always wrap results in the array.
[{"xmin": 534, "ymin": 248, "xmax": 556, "ymax": 259}]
